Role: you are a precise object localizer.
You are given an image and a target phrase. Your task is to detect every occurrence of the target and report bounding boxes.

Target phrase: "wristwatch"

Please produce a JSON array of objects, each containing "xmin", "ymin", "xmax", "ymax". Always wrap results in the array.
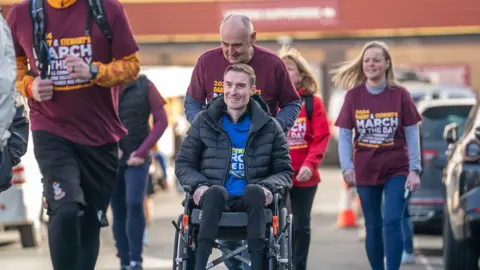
[
  {"xmin": 413, "ymin": 170, "xmax": 421, "ymax": 176},
  {"xmin": 90, "ymin": 64, "xmax": 99, "ymax": 80}
]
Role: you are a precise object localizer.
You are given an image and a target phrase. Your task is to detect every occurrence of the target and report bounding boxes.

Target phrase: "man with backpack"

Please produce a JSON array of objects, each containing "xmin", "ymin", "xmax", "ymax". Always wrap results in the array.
[
  {"xmin": 7, "ymin": 0, "xmax": 139, "ymax": 269},
  {"xmin": 0, "ymin": 9, "xmax": 28, "ymax": 194}
]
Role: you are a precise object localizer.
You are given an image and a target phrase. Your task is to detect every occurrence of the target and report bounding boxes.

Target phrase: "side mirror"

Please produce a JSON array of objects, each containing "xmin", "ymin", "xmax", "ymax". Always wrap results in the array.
[
  {"xmin": 475, "ymin": 126, "xmax": 480, "ymax": 141},
  {"xmin": 443, "ymin": 123, "xmax": 459, "ymax": 145}
]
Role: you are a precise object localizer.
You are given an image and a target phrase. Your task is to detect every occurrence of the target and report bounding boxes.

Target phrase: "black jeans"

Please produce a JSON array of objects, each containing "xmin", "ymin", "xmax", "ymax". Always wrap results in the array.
[
  {"xmin": 289, "ymin": 185, "xmax": 318, "ymax": 270},
  {"xmin": 195, "ymin": 185, "xmax": 267, "ymax": 270},
  {"xmin": 33, "ymin": 130, "xmax": 118, "ymax": 270}
]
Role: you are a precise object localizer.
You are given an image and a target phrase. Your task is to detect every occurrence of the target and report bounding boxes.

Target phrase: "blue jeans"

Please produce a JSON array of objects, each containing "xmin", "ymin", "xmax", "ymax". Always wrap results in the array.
[
  {"xmin": 357, "ymin": 175, "xmax": 407, "ymax": 270},
  {"xmin": 402, "ymin": 197, "xmax": 414, "ymax": 254},
  {"xmin": 110, "ymin": 158, "xmax": 151, "ymax": 265}
]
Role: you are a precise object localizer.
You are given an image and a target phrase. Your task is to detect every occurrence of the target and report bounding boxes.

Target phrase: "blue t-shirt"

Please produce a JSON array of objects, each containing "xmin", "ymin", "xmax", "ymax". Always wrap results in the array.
[{"xmin": 222, "ymin": 114, "xmax": 250, "ymax": 195}]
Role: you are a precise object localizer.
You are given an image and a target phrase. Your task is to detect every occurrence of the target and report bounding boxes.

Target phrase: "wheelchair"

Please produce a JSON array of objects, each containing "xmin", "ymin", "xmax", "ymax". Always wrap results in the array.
[{"xmin": 171, "ymin": 185, "xmax": 294, "ymax": 270}]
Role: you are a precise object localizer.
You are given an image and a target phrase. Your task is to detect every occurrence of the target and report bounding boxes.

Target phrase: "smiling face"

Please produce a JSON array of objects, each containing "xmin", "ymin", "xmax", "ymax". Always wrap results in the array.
[
  {"xmin": 362, "ymin": 47, "xmax": 390, "ymax": 83},
  {"xmin": 220, "ymin": 22, "xmax": 256, "ymax": 64},
  {"xmin": 223, "ymin": 70, "xmax": 255, "ymax": 111}
]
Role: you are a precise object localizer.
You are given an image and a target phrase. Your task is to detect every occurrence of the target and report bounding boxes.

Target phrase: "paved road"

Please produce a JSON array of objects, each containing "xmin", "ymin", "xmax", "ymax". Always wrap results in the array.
[{"xmin": 0, "ymin": 167, "xmax": 445, "ymax": 270}]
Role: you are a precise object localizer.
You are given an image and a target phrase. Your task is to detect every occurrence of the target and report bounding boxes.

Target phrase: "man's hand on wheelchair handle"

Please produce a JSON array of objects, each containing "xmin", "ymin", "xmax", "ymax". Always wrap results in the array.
[
  {"xmin": 193, "ymin": 185, "xmax": 209, "ymax": 205},
  {"xmin": 262, "ymin": 187, "xmax": 273, "ymax": 206}
]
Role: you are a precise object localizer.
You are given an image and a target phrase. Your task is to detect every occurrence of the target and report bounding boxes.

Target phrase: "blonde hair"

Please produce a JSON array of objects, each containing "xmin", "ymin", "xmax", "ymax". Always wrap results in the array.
[
  {"xmin": 224, "ymin": 63, "xmax": 256, "ymax": 87},
  {"xmin": 330, "ymin": 41, "xmax": 402, "ymax": 90},
  {"xmin": 278, "ymin": 45, "xmax": 319, "ymax": 95}
]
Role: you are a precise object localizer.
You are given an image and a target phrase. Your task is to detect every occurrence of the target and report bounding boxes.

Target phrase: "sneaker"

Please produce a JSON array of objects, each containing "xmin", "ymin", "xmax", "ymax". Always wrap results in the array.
[
  {"xmin": 401, "ymin": 251, "xmax": 416, "ymax": 264},
  {"xmin": 120, "ymin": 265, "xmax": 130, "ymax": 270},
  {"xmin": 130, "ymin": 261, "xmax": 143, "ymax": 270}
]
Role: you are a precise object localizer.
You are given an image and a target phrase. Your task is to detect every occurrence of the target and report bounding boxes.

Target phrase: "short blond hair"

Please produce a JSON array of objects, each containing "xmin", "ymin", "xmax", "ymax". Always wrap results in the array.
[
  {"xmin": 224, "ymin": 63, "xmax": 256, "ymax": 87},
  {"xmin": 278, "ymin": 45, "xmax": 319, "ymax": 95},
  {"xmin": 330, "ymin": 41, "xmax": 402, "ymax": 90}
]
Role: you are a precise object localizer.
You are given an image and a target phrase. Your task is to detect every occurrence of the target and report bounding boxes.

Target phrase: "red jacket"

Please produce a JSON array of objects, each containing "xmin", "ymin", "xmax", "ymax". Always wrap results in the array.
[{"xmin": 287, "ymin": 93, "xmax": 331, "ymax": 187}]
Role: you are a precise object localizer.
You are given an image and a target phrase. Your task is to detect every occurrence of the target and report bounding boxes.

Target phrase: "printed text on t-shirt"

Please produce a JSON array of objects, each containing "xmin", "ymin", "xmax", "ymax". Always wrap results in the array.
[
  {"xmin": 288, "ymin": 117, "xmax": 307, "ymax": 149},
  {"xmin": 33, "ymin": 32, "xmax": 94, "ymax": 91},
  {"xmin": 231, "ymin": 148, "xmax": 245, "ymax": 178},
  {"xmin": 355, "ymin": 109, "xmax": 398, "ymax": 148}
]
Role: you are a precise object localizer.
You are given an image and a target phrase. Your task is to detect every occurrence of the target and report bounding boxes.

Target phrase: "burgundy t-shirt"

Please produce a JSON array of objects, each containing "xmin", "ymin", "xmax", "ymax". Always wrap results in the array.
[
  {"xmin": 334, "ymin": 84, "xmax": 422, "ymax": 186},
  {"xmin": 187, "ymin": 45, "xmax": 299, "ymax": 117},
  {"xmin": 7, "ymin": 0, "xmax": 139, "ymax": 146}
]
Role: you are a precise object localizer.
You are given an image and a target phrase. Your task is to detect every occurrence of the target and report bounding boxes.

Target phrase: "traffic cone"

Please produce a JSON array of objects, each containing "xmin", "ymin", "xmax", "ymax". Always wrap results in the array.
[{"xmin": 337, "ymin": 182, "xmax": 357, "ymax": 228}]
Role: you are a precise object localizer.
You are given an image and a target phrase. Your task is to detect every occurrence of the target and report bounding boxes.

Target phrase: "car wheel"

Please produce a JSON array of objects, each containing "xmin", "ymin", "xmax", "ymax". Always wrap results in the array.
[
  {"xmin": 18, "ymin": 219, "xmax": 42, "ymax": 248},
  {"xmin": 443, "ymin": 211, "xmax": 479, "ymax": 270}
]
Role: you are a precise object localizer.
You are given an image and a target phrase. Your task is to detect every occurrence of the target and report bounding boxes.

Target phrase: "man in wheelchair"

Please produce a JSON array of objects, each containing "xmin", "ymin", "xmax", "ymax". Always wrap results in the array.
[{"xmin": 175, "ymin": 63, "xmax": 294, "ymax": 270}]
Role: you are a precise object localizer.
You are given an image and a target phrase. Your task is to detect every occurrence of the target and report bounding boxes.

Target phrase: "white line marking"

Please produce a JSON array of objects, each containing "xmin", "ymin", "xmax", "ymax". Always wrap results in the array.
[{"xmin": 418, "ymin": 254, "xmax": 435, "ymax": 270}]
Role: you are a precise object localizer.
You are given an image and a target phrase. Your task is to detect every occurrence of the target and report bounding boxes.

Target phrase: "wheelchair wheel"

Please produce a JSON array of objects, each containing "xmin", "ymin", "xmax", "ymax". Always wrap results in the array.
[
  {"xmin": 172, "ymin": 215, "xmax": 182, "ymax": 269},
  {"xmin": 278, "ymin": 208, "xmax": 294, "ymax": 270},
  {"xmin": 172, "ymin": 214, "xmax": 195, "ymax": 270}
]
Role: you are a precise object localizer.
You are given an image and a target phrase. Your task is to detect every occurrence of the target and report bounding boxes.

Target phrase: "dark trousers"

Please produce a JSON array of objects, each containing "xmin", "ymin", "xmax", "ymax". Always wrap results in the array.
[
  {"xmin": 357, "ymin": 175, "xmax": 407, "ymax": 270},
  {"xmin": 110, "ymin": 158, "xmax": 151, "ymax": 266},
  {"xmin": 289, "ymin": 185, "xmax": 318, "ymax": 270},
  {"xmin": 195, "ymin": 185, "xmax": 267, "ymax": 270},
  {"xmin": 33, "ymin": 130, "xmax": 118, "ymax": 270}
]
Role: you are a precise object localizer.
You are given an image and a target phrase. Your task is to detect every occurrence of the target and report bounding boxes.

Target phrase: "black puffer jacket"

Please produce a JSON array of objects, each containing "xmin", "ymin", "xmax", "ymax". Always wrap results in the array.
[{"xmin": 175, "ymin": 95, "xmax": 293, "ymax": 192}]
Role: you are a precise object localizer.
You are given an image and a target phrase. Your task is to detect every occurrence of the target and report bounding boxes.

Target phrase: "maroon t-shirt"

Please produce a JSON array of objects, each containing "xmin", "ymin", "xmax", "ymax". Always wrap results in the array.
[
  {"xmin": 7, "ymin": 0, "xmax": 139, "ymax": 146},
  {"xmin": 187, "ymin": 45, "xmax": 299, "ymax": 117},
  {"xmin": 335, "ymin": 85, "xmax": 422, "ymax": 186}
]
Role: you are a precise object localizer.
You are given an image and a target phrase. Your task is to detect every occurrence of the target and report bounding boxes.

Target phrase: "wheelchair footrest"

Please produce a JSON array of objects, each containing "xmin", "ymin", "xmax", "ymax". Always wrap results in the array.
[{"xmin": 190, "ymin": 209, "xmax": 273, "ymax": 227}]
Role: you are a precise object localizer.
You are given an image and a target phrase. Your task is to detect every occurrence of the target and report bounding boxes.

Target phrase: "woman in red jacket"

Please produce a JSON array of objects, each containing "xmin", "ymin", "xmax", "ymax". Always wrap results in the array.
[{"xmin": 279, "ymin": 47, "xmax": 331, "ymax": 270}]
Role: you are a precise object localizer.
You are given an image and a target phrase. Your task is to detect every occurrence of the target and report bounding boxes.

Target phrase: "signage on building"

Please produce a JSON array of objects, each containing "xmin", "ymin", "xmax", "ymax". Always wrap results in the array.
[
  {"xmin": 410, "ymin": 64, "xmax": 471, "ymax": 87},
  {"xmin": 219, "ymin": 0, "xmax": 339, "ymax": 30}
]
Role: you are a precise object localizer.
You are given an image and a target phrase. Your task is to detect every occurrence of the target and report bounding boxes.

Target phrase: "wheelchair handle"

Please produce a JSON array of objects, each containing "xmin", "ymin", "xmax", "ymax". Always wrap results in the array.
[
  {"xmin": 272, "ymin": 186, "xmax": 284, "ymax": 194},
  {"xmin": 183, "ymin": 185, "xmax": 192, "ymax": 193}
]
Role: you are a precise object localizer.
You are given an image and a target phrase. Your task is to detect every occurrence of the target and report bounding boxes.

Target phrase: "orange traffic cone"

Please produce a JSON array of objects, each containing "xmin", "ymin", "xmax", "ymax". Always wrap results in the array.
[{"xmin": 337, "ymin": 182, "xmax": 357, "ymax": 228}]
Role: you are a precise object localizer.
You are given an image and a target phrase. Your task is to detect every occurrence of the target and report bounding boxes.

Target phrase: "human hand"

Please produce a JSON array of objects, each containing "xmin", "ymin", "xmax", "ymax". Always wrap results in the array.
[
  {"xmin": 297, "ymin": 166, "xmax": 313, "ymax": 182},
  {"xmin": 193, "ymin": 185, "xmax": 209, "ymax": 205},
  {"xmin": 262, "ymin": 187, "xmax": 273, "ymax": 206},
  {"xmin": 65, "ymin": 54, "xmax": 92, "ymax": 80},
  {"xmin": 31, "ymin": 76, "xmax": 54, "ymax": 102},
  {"xmin": 343, "ymin": 168, "xmax": 356, "ymax": 186},
  {"xmin": 127, "ymin": 152, "xmax": 146, "ymax": 166},
  {"xmin": 406, "ymin": 171, "xmax": 421, "ymax": 192}
]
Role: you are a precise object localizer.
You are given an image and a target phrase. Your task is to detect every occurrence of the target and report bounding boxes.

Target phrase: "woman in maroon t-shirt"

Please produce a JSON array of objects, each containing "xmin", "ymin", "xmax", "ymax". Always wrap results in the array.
[
  {"xmin": 279, "ymin": 46, "xmax": 331, "ymax": 270},
  {"xmin": 333, "ymin": 41, "xmax": 422, "ymax": 270}
]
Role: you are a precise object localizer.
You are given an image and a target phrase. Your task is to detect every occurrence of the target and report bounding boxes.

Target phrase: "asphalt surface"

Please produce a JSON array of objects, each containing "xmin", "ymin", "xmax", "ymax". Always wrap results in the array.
[{"xmin": 0, "ymin": 167, "xmax": 447, "ymax": 270}]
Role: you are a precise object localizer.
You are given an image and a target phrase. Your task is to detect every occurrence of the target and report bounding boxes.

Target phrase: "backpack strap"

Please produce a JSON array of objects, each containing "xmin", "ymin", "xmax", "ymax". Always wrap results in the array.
[
  {"xmin": 87, "ymin": 0, "xmax": 112, "ymax": 43},
  {"xmin": 29, "ymin": 0, "xmax": 50, "ymax": 79},
  {"xmin": 304, "ymin": 95, "xmax": 314, "ymax": 122}
]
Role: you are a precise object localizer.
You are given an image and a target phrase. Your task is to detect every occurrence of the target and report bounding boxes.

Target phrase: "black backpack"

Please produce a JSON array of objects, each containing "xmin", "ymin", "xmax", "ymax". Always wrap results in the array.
[
  {"xmin": 303, "ymin": 95, "xmax": 314, "ymax": 121},
  {"xmin": 29, "ymin": 0, "xmax": 112, "ymax": 79}
]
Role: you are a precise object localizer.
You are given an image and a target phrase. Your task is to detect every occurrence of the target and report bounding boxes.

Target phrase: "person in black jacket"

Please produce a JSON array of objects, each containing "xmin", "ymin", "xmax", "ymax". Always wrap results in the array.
[{"xmin": 175, "ymin": 64, "xmax": 293, "ymax": 270}]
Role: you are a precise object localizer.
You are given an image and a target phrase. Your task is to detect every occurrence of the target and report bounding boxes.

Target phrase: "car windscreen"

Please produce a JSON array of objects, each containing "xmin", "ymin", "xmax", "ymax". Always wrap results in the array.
[{"xmin": 421, "ymin": 105, "xmax": 473, "ymax": 141}]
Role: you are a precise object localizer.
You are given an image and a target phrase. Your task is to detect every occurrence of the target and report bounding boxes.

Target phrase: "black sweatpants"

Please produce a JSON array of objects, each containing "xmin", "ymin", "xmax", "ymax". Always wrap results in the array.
[
  {"xmin": 33, "ymin": 130, "xmax": 118, "ymax": 270},
  {"xmin": 195, "ymin": 185, "xmax": 267, "ymax": 270},
  {"xmin": 289, "ymin": 185, "xmax": 318, "ymax": 270}
]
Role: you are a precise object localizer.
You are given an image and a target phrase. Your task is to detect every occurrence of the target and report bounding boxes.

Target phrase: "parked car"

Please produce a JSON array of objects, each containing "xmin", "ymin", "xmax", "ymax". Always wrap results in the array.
[
  {"xmin": 0, "ymin": 129, "xmax": 47, "ymax": 248},
  {"xmin": 413, "ymin": 84, "xmax": 476, "ymax": 103},
  {"xmin": 409, "ymin": 98, "xmax": 476, "ymax": 234},
  {"xmin": 442, "ymin": 96, "xmax": 480, "ymax": 270}
]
